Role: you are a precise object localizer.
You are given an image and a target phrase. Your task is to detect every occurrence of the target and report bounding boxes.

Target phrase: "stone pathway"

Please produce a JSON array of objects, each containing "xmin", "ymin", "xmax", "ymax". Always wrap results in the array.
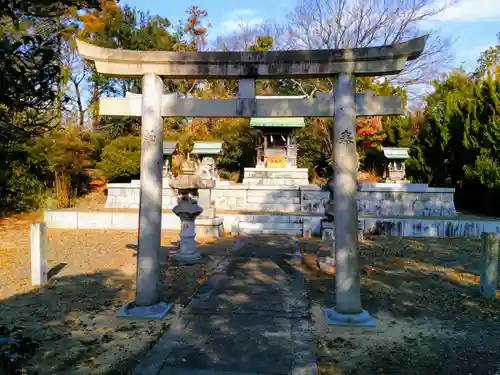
[{"xmin": 132, "ymin": 235, "xmax": 317, "ymax": 375}]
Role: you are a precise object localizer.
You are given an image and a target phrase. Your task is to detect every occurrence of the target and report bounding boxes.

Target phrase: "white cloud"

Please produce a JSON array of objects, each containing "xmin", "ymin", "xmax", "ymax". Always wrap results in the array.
[
  {"xmin": 217, "ymin": 8, "xmax": 264, "ymax": 34},
  {"xmin": 432, "ymin": 0, "xmax": 500, "ymax": 22},
  {"xmin": 228, "ymin": 8, "xmax": 256, "ymax": 17},
  {"xmin": 220, "ymin": 18, "xmax": 264, "ymax": 32},
  {"xmin": 215, "ymin": 8, "xmax": 263, "ymax": 34}
]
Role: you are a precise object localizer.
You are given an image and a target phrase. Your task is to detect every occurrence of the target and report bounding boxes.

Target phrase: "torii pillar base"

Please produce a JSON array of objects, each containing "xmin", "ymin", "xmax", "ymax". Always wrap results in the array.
[
  {"xmin": 118, "ymin": 301, "xmax": 172, "ymax": 320},
  {"xmin": 324, "ymin": 308, "xmax": 375, "ymax": 327}
]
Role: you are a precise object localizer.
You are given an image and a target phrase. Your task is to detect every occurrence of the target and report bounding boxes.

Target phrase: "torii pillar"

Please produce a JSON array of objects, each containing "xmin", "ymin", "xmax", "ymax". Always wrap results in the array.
[
  {"xmin": 135, "ymin": 74, "xmax": 164, "ymax": 308},
  {"xmin": 76, "ymin": 36, "xmax": 427, "ymax": 322},
  {"xmin": 327, "ymin": 73, "xmax": 368, "ymax": 324}
]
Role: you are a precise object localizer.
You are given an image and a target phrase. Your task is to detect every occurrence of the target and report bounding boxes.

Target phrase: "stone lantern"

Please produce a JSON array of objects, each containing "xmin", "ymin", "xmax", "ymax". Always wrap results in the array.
[{"xmin": 169, "ymin": 156, "xmax": 216, "ymax": 264}]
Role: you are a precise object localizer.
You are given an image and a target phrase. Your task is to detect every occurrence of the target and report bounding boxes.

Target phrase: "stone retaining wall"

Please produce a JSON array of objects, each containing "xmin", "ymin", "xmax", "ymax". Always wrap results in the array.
[
  {"xmin": 43, "ymin": 210, "xmax": 500, "ymax": 237},
  {"xmin": 105, "ymin": 182, "xmax": 457, "ymax": 216}
]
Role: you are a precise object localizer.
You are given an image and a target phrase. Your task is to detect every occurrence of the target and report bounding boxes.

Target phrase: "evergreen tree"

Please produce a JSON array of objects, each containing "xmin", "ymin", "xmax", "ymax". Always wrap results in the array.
[{"xmin": 407, "ymin": 64, "xmax": 500, "ymax": 215}]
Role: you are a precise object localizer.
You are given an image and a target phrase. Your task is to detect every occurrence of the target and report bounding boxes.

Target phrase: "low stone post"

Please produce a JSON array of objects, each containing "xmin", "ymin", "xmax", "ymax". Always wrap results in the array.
[
  {"xmin": 198, "ymin": 189, "xmax": 214, "ymax": 218},
  {"xmin": 480, "ymin": 232, "xmax": 499, "ymax": 298},
  {"xmin": 320, "ymin": 178, "xmax": 335, "ymax": 266},
  {"xmin": 30, "ymin": 223, "xmax": 48, "ymax": 286},
  {"xmin": 302, "ymin": 217, "xmax": 313, "ymax": 239},
  {"xmin": 358, "ymin": 219, "xmax": 364, "ymax": 242}
]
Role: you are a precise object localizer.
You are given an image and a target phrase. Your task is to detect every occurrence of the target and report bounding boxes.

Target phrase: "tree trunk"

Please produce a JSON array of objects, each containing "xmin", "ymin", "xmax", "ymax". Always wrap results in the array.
[
  {"xmin": 91, "ymin": 84, "xmax": 100, "ymax": 130},
  {"xmin": 73, "ymin": 79, "xmax": 85, "ymax": 128}
]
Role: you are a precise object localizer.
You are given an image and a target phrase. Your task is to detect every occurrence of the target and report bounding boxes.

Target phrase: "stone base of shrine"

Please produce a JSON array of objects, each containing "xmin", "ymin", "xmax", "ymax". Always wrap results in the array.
[
  {"xmin": 105, "ymin": 182, "xmax": 457, "ymax": 217},
  {"xmin": 242, "ymin": 167, "xmax": 310, "ymax": 186}
]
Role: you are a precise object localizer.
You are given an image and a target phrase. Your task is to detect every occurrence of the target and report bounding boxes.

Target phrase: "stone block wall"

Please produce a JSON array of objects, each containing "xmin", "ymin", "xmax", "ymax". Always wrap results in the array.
[
  {"xmin": 105, "ymin": 183, "xmax": 178, "ymax": 209},
  {"xmin": 105, "ymin": 182, "xmax": 457, "ymax": 216},
  {"xmin": 357, "ymin": 191, "xmax": 456, "ymax": 216},
  {"xmin": 362, "ymin": 218, "xmax": 500, "ymax": 237},
  {"xmin": 321, "ymin": 217, "xmax": 500, "ymax": 238},
  {"xmin": 301, "ymin": 188, "xmax": 328, "ymax": 214},
  {"xmin": 245, "ymin": 189, "xmax": 301, "ymax": 211},
  {"xmin": 357, "ymin": 184, "xmax": 456, "ymax": 216}
]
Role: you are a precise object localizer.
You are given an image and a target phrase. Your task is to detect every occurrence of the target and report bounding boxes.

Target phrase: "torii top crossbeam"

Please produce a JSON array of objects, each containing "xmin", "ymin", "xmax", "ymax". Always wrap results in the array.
[{"xmin": 76, "ymin": 36, "xmax": 427, "ymax": 79}]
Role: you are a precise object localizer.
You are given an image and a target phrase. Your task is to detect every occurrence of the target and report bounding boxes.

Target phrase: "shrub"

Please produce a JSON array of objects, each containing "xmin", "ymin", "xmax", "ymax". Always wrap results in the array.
[
  {"xmin": 218, "ymin": 170, "xmax": 233, "ymax": 180},
  {"xmin": 0, "ymin": 160, "xmax": 45, "ymax": 216},
  {"xmin": 28, "ymin": 127, "xmax": 93, "ymax": 208},
  {"xmin": 98, "ymin": 135, "xmax": 141, "ymax": 182}
]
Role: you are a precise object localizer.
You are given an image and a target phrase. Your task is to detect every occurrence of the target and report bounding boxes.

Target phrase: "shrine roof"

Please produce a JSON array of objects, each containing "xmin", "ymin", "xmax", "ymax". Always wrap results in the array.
[
  {"xmin": 250, "ymin": 117, "xmax": 305, "ymax": 128},
  {"xmin": 163, "ymin": 141, "xmax": 178, "ymax": 155},
  {"xmin": 382, "ymin": 147, "xmax": 410, "ymax": 159}
]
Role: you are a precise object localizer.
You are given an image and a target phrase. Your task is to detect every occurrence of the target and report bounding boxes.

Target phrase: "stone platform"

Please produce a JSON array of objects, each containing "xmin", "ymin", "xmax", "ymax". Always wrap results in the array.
[
  {"xmin": 106, "ymin": 181, "xmax": 457, "ymax": 217},
  {"xmin": 131, "ymin": 236, "xmax": 316, "ymax": 375},
  {"xmin": 242, "ymin": 167, "xmax": 310, "ymax": 186}
]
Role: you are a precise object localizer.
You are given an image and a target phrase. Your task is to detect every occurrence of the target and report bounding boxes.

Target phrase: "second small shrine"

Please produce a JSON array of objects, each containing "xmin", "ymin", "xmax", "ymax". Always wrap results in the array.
[{"xmin": 382, "ymin": 147, "xmax": 410, "ymax": 183}]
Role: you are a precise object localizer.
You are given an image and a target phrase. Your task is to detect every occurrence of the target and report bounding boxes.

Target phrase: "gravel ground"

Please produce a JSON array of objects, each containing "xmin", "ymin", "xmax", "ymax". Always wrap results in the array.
[
  {"xmin": 300, "ymin": 237, "xmax": 500, "ymax": 375},
  {"xmin": 0, "ymin": 221, "xmax": 236, "ymax": 375}
]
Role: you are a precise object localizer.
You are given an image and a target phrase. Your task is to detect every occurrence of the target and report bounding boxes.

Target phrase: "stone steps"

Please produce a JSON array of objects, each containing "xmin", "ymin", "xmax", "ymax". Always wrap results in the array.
[
  {"xmin": 232, "ymin": 212, "xmax": 306, "ymax": 236},
  {"xmin": 237, "ymin": 221, "xmax": 303, "ymax": 235}
]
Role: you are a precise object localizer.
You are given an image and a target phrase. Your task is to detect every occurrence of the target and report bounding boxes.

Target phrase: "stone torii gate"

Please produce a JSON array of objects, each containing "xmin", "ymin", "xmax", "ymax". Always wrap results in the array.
[{"xmin": 77, "ymin": 36, "xmax": 427, "ymax": 324}]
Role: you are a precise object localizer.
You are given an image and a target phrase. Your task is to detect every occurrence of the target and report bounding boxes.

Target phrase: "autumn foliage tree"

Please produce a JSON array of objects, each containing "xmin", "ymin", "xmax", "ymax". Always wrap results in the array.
[
  {"xmin": 184, "ymin": 5, "xmax": 211, "ymax": 50},
  {"xmin": 77, "ymin": 0, "xmax": 192, "ymax": 129},
  {"xmin": 0, "ymin": 0, "xmax": 101, "ymax": 215}
]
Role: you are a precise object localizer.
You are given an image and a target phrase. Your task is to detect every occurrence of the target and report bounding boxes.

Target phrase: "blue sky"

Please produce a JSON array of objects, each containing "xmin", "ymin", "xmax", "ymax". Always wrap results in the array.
[{"xmin": 120, "ymin": 0, "xmax": 500, "ymax": 72}]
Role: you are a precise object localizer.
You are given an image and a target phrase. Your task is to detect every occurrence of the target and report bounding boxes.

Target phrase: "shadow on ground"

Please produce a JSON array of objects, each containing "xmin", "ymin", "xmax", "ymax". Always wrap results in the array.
[
  {"xmin": 0, "ymin": 237, "xmax": 235, "ymax": 375},
  {"xmin": 302, "ymin": 236, "xmax": 500, "ymax": 375},
  {"xmin": 0, "ymin": 270, "xmax": 143, "ymax": 375}
]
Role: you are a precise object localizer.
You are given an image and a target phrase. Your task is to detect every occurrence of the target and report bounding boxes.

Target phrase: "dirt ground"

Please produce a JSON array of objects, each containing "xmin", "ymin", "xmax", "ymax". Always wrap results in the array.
[
  {"xmin": 2, "ymin": 208, "xmax": 500, "ymax": 375},
  {"xmin": 0, "ymin": 218, "xmax": 236, "ymax": 375},
  {"xmin": 300, "ymin": 237, "xmax": 500, "ymax": 375}
]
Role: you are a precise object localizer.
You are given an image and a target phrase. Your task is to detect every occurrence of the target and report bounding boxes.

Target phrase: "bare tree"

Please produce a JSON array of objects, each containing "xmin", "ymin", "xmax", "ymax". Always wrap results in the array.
[
  {"xmin": 210, "ymin": 0, "xmax": 458, "ymax": 172},
  {"xmin": 60, "ymin": 43, "xmax": 93, "ymax": 128},
  {"xmin": 213, "ymin": 0, "xmax": 457, "ymax": 98}
]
